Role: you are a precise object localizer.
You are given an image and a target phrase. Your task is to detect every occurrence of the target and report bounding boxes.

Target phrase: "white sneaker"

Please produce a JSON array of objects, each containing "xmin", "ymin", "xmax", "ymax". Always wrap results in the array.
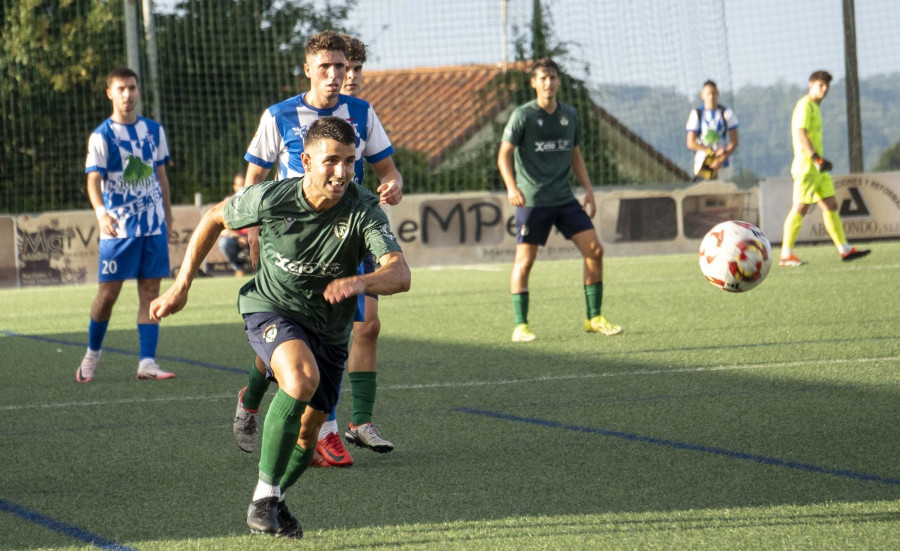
[
  {"xmin": 136, "ymin": 359, "xmax": 175, "ymax": 380},
  {"xmin": 76, "ymin": 349, "xmax": 101, "ymax": 383}
]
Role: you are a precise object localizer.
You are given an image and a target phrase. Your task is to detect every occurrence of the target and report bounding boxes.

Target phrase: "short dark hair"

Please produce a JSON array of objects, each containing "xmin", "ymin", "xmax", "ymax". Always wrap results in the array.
[
  {"xmin": 342, "ymin": 35, "xmax": 367, "ymax": 63},
  {"xmin": 304, "ymin": 116, "xmax": 357, "ymax": 149},
  {"xmin": 532, "ymin": 58, "xmax": 559, "ymax": 77},
  {"xmin": 809, "ymin": 70, "xmax": 833, "ymax": 84},
  {"xmin": 702, "ymin": 80, "xmax": 718, "ymax": 90},
  {"xmin": 305, "ymin": 30, "xmax": 348, "ymax": 58},
  {"xmin": 107, "ymin": 67, "xmax": 139, "ymax": 87}
]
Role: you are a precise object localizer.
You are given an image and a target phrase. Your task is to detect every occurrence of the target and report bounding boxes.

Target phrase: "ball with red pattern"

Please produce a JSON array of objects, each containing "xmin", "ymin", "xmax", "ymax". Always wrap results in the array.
[{"xmin": 698, "ymin": 220, "xmax": 772, "ymax": 292}]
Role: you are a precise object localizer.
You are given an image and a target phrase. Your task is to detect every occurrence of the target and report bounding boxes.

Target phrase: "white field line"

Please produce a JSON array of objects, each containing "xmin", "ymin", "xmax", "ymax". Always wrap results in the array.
[{"xmin": 2, "ymin": 355, "xmax": 896, "ymax": 412}]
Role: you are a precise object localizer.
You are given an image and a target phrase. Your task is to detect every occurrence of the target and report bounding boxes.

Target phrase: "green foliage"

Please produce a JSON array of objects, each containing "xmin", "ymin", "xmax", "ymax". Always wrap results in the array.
[
  {"xmin": 0, "ymin": 0, "xmax": 124, "ymax": 213},
  {"xmin": 875, "ymin": 138, "xmax": 900, "ymax": 171}
]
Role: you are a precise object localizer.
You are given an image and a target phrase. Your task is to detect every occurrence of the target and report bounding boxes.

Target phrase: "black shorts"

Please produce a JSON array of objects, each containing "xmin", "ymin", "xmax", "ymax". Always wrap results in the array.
[
  {"xmin": 515, "ymin": 199, "xmax": 594, "ymax": 246},
  {"xmin": 242, "ymin": 312, "xmax": 347, "ymax": 414}
]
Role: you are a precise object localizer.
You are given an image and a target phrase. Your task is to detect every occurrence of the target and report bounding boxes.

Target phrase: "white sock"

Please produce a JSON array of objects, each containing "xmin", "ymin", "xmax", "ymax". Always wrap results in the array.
[
  {"xmin": 252, "ymin": 479, "xmax": 280, "ymax": 501},
  {"xmin": 781, "ymin": 247, "xmax": 792, "ymax": 258},
  {"xmin": 138, "ymin": 358, "xmax": 156, "ymax": 369},
  {"xmin": 85, "ymin": 348, "xmax": 101, "ymax": 357},
  {"xmin": 838, "ymin": 243, "xmax": 851, "ymax": 255},
  {"xmin": 318, "ymin": 419, "xmax": 339, "ymax": 439}
]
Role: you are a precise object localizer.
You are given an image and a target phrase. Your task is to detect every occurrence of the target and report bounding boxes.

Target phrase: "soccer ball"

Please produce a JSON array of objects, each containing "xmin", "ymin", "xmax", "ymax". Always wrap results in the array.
[{"xmin": 698, "ymin": 221, "xmax": 772, "ymax": 293}]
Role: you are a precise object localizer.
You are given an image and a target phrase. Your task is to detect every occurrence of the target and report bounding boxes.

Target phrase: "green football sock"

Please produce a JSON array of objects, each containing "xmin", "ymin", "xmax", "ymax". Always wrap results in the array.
[
  {"xmin": 511, "ymin": 292, "xmax": 529, "ymax": 325},
  {"xmin": 241, "ymin": 365, "xmax": 270, "ymax": 411},
  {"xmin": 350, "ymin": 371, "xmax": 377, "ymax": 426},
  {"xmin": 584, "ymin": 282, "xmax": 603, "ymax": 319},
  {"xmin": 258, "ymin": 390, "xmax": 306, "ymax": 485},
  {"xmin": 279, "ymin": 444, "xmax": 315, "ymax": 491}
]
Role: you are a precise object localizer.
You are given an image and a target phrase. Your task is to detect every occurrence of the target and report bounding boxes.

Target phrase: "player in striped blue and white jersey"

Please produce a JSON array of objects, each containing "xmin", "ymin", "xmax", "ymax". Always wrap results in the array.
[{"xmin": 76, "ymin": 67, "xmax": 175, "ymax": 383}]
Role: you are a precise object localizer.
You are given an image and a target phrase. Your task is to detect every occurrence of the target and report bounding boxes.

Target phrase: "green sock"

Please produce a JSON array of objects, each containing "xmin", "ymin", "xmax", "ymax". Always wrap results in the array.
[
  {"xmin": 584, "ymin": 282, "xmax": 603, "ymax": 319},
  {"xmin": 241, "ymin": 365, "xmax": 270, "ymax": 411},
  {"xmin": 279, "ymin": 444, "xmax": 315, "ymax": 491},
  {"xmin": 258, "ymin": 390, "xmax": 306, "ymax": 485},
  {"xmin": 350, "ymin": 371, "xmax": 377, "ymax": 426},
  {"xmin": 511, "ymin": 292, "xmax": 529, "ymax": 325}
]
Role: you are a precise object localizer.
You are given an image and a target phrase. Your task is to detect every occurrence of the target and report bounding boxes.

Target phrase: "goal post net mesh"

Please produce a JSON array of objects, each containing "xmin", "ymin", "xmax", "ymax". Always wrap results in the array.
[{"xmin": 2, "ymin": 0, "xmax": 899, "ymax": 214}]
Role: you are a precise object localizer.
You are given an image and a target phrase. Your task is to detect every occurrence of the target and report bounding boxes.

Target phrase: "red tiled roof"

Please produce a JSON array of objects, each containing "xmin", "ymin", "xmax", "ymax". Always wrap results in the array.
[{"xmin": 361, "ymin": 64, "xmax": 510, "ymax": 165}]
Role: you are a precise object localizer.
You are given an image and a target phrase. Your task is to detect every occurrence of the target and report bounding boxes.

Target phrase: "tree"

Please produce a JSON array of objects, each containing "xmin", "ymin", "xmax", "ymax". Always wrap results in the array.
[
  {"xmin": 875, "ymin": 139, "xmax": 900, "ymax": 171},
  {"xmin": 1, "ymin": 0, "xmax": 123, "ymax": 213}
]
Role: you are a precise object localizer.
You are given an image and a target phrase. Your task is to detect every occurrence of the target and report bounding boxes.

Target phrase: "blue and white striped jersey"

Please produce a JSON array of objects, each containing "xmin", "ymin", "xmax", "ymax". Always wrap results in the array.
[
  {"xmin": 85, "ymin": 117, "xmax": 170, "ymax": 239},
  {"xmin": 244, "ymin": 93, "xmax": 394, "ymax": 184}
]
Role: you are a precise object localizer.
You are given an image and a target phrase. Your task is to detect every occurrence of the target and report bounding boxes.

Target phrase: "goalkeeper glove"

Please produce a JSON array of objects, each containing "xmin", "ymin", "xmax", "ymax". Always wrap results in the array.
[{"xmin": 812, "ymin": 154, "xmax": 833, "ymax": 172}]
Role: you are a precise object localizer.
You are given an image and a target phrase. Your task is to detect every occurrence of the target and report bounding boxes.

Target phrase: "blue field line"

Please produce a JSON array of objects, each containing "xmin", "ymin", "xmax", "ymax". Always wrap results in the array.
[
  {"xmin": 456, "ymin": 408, "xmax": 900, "ymax": 486},
  {"xmin": 0, "ymin": 330, "xmax": 245, "ymax": 374},
  {"xmin": 0, "ymin": 499, "xmax": 137, "ymax": 550}
]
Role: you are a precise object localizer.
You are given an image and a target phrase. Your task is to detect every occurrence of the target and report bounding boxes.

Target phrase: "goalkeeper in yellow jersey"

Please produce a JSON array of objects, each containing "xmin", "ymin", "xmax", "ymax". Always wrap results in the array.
[{"xmin": 779, "ymin": 70, "xmax": 870, "ymax": 266}]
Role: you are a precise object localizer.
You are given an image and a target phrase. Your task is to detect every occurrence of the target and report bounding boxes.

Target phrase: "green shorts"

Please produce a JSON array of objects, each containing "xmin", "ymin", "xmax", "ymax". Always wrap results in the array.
[{"xmin": 793, "ymin": 170, "xmax": 835, "ymax": 204}]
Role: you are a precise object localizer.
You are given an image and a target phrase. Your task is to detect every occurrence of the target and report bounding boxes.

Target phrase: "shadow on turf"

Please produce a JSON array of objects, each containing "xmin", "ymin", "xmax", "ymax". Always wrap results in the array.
[{"xmin": 2, "ymin": 328, "xmax": 898, "ymax": 547}]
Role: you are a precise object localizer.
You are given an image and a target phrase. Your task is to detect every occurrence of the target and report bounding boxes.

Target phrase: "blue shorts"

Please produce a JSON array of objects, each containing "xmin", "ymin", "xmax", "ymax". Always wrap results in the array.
[
  {"xmin": 353, "ymin": 252, "xmax": 379, "ymax": 322},
  {"xmin": 515, "ymin": 199, "xmax": 594, "ymax": 246},
  {"xmin": 98, "ymin": 233, "xmax": 170, "ymax": 282},
  {"xmin": 242, "ymin": 312, "xmax": 346, "ymax": 414}
]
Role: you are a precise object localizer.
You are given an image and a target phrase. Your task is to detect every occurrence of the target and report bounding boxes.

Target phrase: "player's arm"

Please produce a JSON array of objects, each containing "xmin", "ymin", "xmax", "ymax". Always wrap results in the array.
[
  {"xmin": 371, "ymin": 156, "xmax": 403, "ymax": 205},
  {"xmin": 686, "ymin": 130, "xmax": 708, "ymax": 152},
  {"xmin": 572, "ymin": 146, "xmax": 596, "ymax": 218},
  {"xmin": 498, "ymin": 141, "xmax": 525, "ymax": 207},
  {"xmin": 149, "ymin": 200, "xmax": 229, "ymax": 320},
  {"xmin": 157, "ymin": 164, "xmax": 173, "ymax": 240},
  {"xmin": 709, "ymin": 128, "xmax": 738, "ymax": 170},
  {"xmin": 87, "ymin": 171, "xmax": 118, "ymax": 237},
  {"xmin": 243, "ymin": 162, "xmax": 270, "ymax": 268},
  {"xmin": 323, "ymin": 251, "xmax": 410, "ymax": 304}
]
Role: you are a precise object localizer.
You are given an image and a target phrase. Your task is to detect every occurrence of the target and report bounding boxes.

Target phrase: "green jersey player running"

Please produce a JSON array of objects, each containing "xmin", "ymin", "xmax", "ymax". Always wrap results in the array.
[{"xmin": 149, "ymin": 117, "xmax": 410, "ymax": 538}]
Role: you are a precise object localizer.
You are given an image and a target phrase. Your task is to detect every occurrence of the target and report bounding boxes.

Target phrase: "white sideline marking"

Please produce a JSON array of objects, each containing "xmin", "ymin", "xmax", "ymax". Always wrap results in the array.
[{"xmin": 2, "ymin": 355, "xmax": 896, "ymax": 412}]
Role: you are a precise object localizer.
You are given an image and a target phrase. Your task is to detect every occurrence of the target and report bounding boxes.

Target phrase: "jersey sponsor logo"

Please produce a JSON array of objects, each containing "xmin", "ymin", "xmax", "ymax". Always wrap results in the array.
[
  {"xmin": 534, "ymin": 140, "xmax": 572, "ymax": 153},
  {"xmin": 333, "ymin": 217, "xmax": 349, "ymax": 239},
  {"xmin": 378, "ymin": 224, "xmax": 397, "ymax": 241},
  {"xmin": 274, "ymin": 252, "xmax": 343, "ymax": 277},
  {"xmin": 121, "ymin": 156, "xmax": 155, "ymax": 189},
  {"xmin": 263, "ymin": 324, "xmax": 278, "ymax": 343},
  {"xmin": 232, "ymin": 186, "xmax": 249, "ymax": 210}
]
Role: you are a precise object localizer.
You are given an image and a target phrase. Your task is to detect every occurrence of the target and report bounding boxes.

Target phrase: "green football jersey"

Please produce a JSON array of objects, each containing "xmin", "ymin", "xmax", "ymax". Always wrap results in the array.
[
  {"xmin": 501, "ymin": 100, "xmax": 581, "ymax": 207},
  {"xmin": 224, "ymin": 178, "xmax": 402, "ymax": 344}
]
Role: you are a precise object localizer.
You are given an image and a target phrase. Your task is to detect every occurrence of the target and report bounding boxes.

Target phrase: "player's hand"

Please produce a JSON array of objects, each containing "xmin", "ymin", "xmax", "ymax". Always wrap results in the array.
[
  {"xmin": 813, "ymin": 155, "xmax": 833, "ymax": 172},
  {"xmin": 323, "ymin": 277, "xmax": 365, "ymax": 304},
  {"xmin": 149, "ymin": 284, "xmax": 188, "ymax": 321},
  {"xmin": 247, "ymin": 226, "xmax": 260, "ymax": 269},
  {"xmin": 98, "ymin": 213, "xmax": 119, "ymax": 237},
  {"xmin": 582, "ymin": 191, "xmax": 597, "ymax": 218},
  {"xmin": 507, "ymin": 186, "xmax": 526, "ymax": 208},
  {"xmin": 377, "ymin": 181, "xmax": 402, "ymax": 205}
]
